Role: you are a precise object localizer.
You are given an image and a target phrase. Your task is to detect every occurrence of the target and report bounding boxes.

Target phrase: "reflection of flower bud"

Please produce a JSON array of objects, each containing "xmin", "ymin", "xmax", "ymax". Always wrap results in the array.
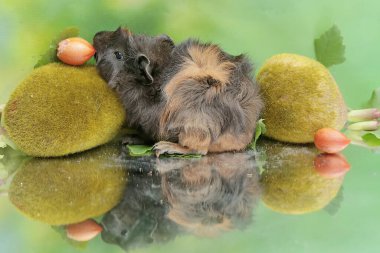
[
  {"xmin": 66, "ymin": 219, "xmax": 103, "ymax": 242},
  {"xmin": 314, "ymin": 153, "xmax": 350, "ymax": 179},
  {"xmin": 347, "ymin": 120, "xmax": 380, "ymax": 131},
  {"xmin": 348, "ymin": 108, "xmax": 380, "ymax": 122}
]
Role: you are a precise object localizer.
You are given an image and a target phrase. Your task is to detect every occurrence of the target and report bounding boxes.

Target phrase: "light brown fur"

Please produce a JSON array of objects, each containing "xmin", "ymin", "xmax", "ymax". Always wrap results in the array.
[
  {"xmin": 93, "ymin": 29, "xmax": 262, "ymax": 156},
  {"xmin": 159, "ymin": 152, "xmax": 261, "ymax": 237},
  {"xmin": 156, "ymin": 43, "xmax": 261, "ymax": 156},
  {"xmin": 164, "ymin": 45, "xmax": 235, "ymax": 98},
  {"xmin": 208, "ymin": 132, "xmax": 252, "ymax": 153}
]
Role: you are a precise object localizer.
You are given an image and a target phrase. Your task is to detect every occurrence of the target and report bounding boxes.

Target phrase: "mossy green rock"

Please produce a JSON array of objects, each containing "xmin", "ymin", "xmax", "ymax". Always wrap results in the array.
[
  {"xmin": 259, "ymin": 140, "xmax": 344, "ymax": 214},
  {"xmin": 9, "ymin": 144, "xmax": 127, "ymax": 225},
  {"xmin": 257, "ymin": 54, "xmax": 347, "ymax": 143},
  {"xmin": 2, "ymin": 63, "xmax": 125, "ymax": 157}
]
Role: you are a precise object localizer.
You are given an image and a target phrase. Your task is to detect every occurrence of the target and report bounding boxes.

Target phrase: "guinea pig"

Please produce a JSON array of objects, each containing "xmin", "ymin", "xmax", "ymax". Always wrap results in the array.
[
  {"xmin": 93, "ymin": 27, "xmax": 263, "ymax": 156},
  {"xmin": 159, "ymin": 151, "xmax": 261, "ymax": 237},
  {"xmin": 100, "ymin": 150, "xmax": 260, "ymax": 250}
]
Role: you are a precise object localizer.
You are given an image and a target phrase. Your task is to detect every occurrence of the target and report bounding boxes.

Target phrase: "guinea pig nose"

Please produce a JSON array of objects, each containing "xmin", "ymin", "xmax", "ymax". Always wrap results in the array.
[{"xmin": 94, "ymin": 52, "xmax": 98, "ymax": 61}]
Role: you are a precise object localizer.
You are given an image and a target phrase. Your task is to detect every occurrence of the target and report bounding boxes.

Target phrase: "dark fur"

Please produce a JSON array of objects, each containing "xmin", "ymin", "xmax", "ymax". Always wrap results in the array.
[
  {"xmin": 101, "ymin": 151, "xmax": 260, "ymax": 250},
  {"xmin": 93, "ymin": 28, "xmax": 263, "ymax": 155}
]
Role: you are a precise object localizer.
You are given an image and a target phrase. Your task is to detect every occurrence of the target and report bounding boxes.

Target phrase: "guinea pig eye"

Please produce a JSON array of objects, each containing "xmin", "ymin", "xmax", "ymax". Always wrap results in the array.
[{"xmin": 114, "ymin": 51, "xmax": 124, "ymax": 60}]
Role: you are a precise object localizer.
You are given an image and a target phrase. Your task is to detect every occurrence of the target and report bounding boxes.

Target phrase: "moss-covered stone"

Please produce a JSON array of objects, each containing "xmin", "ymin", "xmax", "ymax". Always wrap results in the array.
[
  {"xmin": 9, "ymin": 144, "xmax": 127, "ymax": 225},
  {"xmin": 2, "ymin": 63, "xmax": 126, "ymax": 157},
  {"xmin": 259, "ymin": 140, "xmax": 344, "ymax": 214},
  {"xmin": 257, "ymin": 54, "xmax": 347, "ymax": 143}
]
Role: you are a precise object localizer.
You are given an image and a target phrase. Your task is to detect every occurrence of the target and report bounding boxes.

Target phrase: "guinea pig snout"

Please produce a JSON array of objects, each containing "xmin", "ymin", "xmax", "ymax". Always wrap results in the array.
[{"xmin": 94, "ymin": 52, "xmax": 98, "ymax": 62}]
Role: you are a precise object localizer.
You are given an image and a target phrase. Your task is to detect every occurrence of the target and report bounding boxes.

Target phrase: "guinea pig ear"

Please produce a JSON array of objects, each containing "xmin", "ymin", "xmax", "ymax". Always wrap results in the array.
[
  {"xmin": 136, "ymin": 54, "xmax": 154, "ymax": 85},
  {"xmin": 157, "ymin": 34, "xmax": 175, "ymax": 49},
  {"xmin": 114, "ymin": 26, "xmax": 131, "ymax": 39}
]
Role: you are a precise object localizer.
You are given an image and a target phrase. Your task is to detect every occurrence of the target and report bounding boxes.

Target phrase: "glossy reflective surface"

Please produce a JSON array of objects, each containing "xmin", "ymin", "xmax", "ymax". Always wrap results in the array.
[{"xmin": 1, "ymin": 139, "xmax": 379, "ymax": 253}]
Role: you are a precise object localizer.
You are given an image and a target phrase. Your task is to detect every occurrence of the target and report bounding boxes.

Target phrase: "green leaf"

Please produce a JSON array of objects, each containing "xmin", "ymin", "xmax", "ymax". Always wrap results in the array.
[
  {"xmin": 0, "ymin": 125, "xmax": 8, "ymax": 149},
  {"xmin": 0, "ymin": 137, "xmax": 6, "ymax": 149},
  {"xmin": 256, "ymin": 150, "xmax": 267, "ymax": 176},
  {"xmin": 127, "ymin": 145, "xmax": 154, "ymax": 156},
  {"xmin": 247, "ymin": 119, "xmax": 266, "ymax": 150},
  {"xmin": 324, "ymin": 187, "xmax": 344, "ymax": 216},
  {"xmin": 368, "ymin": 88, "xmax": 380, "ymax": 109},
  {"xmin": 85, "ymin": 57, "xmax": 96, "ymax": 66},
  {"xmin": 164, "ymin": 153, "xmax": 202, "ymax": 158},
  {"xmin": 34, "ymin": 27, "xmax": 80, "ymax": 69},
  {"xmin": 314, "ymin": 25, "xmax": 346, "ymax": 67},
  {"xmin": 0, "ymin": 128, "xmax": 19, "ymax": 151},
  {"xmin": 126, "ymin": 144, "xmax": 202, "ymax": 158},
  {"xmin": 362, "ymin": 130, "xmax": 380, "ymax": 147},
  {"xmin": 0, "ymin": 146, "xmax": 29, "ymax": 180}
]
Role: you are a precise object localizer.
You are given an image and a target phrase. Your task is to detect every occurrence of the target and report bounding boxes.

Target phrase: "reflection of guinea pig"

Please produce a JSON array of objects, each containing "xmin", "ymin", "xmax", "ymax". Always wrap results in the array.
[
  {"xmin": 101, "ymin": 151, "xmax": 261, "ymax": 251},
  {"xmin": 101, "ymin": 156, "xmax": 180, "ymax": 251},
  {"xmin": 159, "ymin": 152, "xmax": 261, "ymax": 237},
  {"xmin": 93, "ymin": 27, "xmax": 263, "ymax": 157}
]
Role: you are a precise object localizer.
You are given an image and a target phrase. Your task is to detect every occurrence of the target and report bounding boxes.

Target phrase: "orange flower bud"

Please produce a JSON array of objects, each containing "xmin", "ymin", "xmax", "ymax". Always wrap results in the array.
[
  {"xmin": 314, "ymin": 128, "xmax": 351, "ymax": 153},
  {"xmin": 57, "ymin": 37, "xmax": 95, "ymax": 66},
  {"xmin": 66, "ymin": 219, "xmax": 103, "ymax": 242}
]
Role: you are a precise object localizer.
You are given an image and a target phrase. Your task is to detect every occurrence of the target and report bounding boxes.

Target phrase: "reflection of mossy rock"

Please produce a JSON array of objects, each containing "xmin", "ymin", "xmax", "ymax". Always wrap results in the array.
[
  {"xmin": 0, "ymin": 147, "xmax": 29, "ymax": 180},
  {"xmin": 259, "ymin": 140, "xmax": 344, "ymax": 214},
  {"xmin": 9, "ymin": 144, "xmax": 127, "ymax": 225},
  {"xmin": 2, "ymin": 63, "xmax": 125, "ymax": 157},
  {"xmin": 257, "ymin": 54, "xmax": 347, "ymax": 143}
]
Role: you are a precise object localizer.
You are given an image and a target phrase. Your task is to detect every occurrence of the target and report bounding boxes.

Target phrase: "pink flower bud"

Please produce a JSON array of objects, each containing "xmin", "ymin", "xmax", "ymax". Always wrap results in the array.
[
  {"xmin": 347, "ymin": 121, "xmax": 380, "ymax": 131},
  {"xmin": 347, "ymin": 108, "xmax": 380, "ymax": 122}
]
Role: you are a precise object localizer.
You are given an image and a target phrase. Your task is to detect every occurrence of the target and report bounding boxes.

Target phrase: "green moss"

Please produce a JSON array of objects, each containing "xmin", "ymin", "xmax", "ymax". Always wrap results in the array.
[
  {"xmin": 3, "ymin": 63, "xmax": 126, "ymax": 157},
  {"xmin": 257, "ymin": 54, "xmax": 347, "ymax": 143},
  {"xmin": 259, "ymin": 140, "xmax": 344, "ymax": 214},
  {"xmin": 9, "ymin": 144, "xmax": 127, "ymax": 225}
]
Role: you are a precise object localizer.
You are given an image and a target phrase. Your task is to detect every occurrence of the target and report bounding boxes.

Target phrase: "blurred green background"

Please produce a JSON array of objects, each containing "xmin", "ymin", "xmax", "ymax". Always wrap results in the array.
[
  {"xmin": 1, "ymin": 0, "xmax": 380, "ymax": 107},
  {"xmin": 1, "ymin": 0, "xmax": 380, "ymax": 253}
]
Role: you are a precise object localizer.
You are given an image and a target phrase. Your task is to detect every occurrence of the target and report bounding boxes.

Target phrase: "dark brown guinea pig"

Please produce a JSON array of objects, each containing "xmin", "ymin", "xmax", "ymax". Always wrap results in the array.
[
  {"xmin": 93, "ymin": 27, "xmax": 263, "ymax": 156},
  {"xmin": 93, "ymin": 28, "xmax": 173, "ymax": 140}
]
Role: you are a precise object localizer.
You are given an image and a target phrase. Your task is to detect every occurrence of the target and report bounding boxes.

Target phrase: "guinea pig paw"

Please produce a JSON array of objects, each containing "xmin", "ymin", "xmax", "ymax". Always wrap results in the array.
[{"xmin": 153, "ymin": 141, "xmax": 189, "ymax": 157}]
